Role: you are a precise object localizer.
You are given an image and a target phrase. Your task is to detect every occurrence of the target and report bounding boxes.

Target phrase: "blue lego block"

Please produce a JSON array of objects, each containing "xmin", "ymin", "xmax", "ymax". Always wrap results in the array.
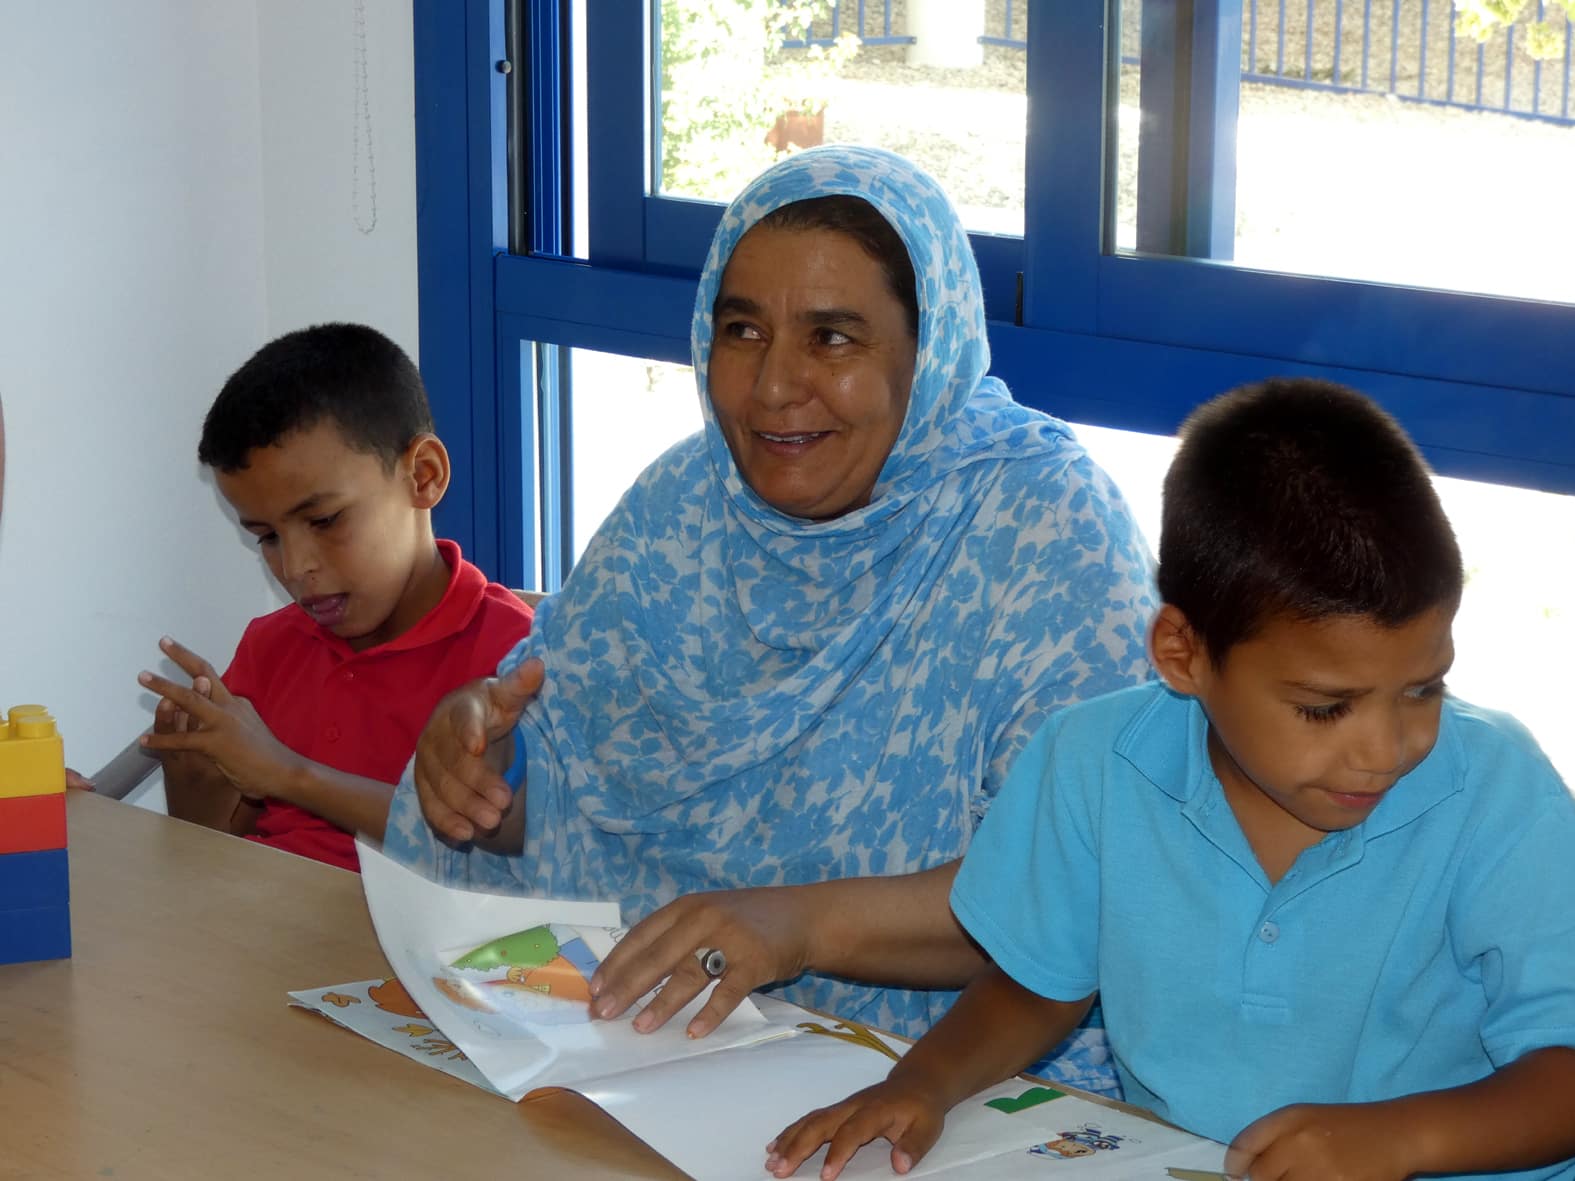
[
  {"xmin": 0, "ymin": 848, "xmax": 70, "ymax": 909},
  {"xmin": 0, "ymin": 903, "xmax": 71, "ymax": 963}
]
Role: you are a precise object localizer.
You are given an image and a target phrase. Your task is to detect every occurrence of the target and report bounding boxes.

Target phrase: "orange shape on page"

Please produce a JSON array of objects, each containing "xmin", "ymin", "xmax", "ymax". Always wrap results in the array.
[
  {"xmin": 517, "ymin": 955, "xmax": 592, "ymax": 1003},
  {"xmin": 432, "ymin": 975, "xmax": 497, "ymax": 1013},
  {"xmin": 368, "ymin": 977, "xmax": 427, "ymax": 1018}
]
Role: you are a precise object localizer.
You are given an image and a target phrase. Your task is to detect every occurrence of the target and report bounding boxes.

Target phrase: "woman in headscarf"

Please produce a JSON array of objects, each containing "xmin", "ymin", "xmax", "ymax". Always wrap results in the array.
[{"xmin": 383, "ymin": 145, "xmax": 1154, "ymax": 1093}]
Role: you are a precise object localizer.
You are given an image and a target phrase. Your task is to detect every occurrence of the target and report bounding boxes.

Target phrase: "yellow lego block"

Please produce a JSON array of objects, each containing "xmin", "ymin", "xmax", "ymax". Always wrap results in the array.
[{"xmin": 0, "ymin": 705, "xmax": 66, "ymax": 798}]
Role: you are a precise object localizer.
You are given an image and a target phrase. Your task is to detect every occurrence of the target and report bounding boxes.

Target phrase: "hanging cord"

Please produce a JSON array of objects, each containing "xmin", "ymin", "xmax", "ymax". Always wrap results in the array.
[{"xmin": 351, "ymin": 0, "xmax": 379, "ymax": 235}]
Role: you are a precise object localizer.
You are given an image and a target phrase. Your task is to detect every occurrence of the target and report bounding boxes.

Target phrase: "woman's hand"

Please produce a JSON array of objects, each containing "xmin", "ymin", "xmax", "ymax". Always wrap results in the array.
[
  {"xmin": 413, "ymin": 658, "xmax": 543, "ymax": 843},
  {"xmin": 589, "ymin": 886, "xmax": 815, "ymax": 1037},
  {"xmin": 765, "ymin": 1078, "xmax": 946, "ymax": 1180}
]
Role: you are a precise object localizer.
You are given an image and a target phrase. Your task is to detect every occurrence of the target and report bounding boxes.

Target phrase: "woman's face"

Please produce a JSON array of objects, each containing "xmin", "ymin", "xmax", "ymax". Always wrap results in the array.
[{"xmin": 707, "ymin": 223, "xmax": 916, "ymax": 520}]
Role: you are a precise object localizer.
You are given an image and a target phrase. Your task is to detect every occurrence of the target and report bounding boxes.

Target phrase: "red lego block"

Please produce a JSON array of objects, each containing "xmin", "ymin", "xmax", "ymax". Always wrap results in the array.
[{"xmin": 0, "ymin": 792, "xmax": 67, "ymax": 854}]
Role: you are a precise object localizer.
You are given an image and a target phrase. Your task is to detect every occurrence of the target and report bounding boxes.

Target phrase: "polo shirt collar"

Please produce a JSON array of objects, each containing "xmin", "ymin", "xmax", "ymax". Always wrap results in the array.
[
  {"xmin": 283, "ymin": 538, "xmax": 488, "ymax": 659},
  {"xmin": 1117, "ymin": 683, "xmax": 1468, "ymax": 847}
]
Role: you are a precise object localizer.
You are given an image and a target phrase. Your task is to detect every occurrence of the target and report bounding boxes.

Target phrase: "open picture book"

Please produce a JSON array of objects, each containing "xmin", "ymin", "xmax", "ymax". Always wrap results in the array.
[{"xmin": 289, "ymin": 840, "xmax": 1229, "ymax": 1181}]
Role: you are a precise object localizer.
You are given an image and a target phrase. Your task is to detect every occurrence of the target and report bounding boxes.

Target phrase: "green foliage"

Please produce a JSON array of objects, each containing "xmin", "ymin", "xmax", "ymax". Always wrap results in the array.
[
  {"xmin": 658, "ymin": 0, "xmax": 857, "ymax": 200},
  {"xmin": 1454, "ymin": 0, "xmax": 1575, "ymax": 60}
]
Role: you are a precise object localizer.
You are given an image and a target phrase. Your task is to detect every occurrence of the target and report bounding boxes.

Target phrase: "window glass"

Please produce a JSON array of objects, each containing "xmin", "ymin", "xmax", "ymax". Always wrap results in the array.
[
  {"xmin": 1113, "ymin": 1, "xmax": 1575, "ymax": 303},
  {"xmin": 655, "ymin": 0, "xmax": 1029, "ymax": 234},
  {"xmin": 569, "ymin": 349, "xmax": 701, "ymax": 556}
]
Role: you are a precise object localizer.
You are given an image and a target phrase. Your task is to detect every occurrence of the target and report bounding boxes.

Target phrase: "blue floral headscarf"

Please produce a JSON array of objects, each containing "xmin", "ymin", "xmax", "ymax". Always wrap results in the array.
[{"xmin": 385, "ymin": 146, "xmax": 1155, "ymax": 1092}]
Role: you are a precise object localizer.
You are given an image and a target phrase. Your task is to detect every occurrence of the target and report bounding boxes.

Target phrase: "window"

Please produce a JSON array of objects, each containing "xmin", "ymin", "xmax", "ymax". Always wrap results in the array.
[{"xmin": 1116, "ymin": 1, "xmax": 1575, "ymax": 302}]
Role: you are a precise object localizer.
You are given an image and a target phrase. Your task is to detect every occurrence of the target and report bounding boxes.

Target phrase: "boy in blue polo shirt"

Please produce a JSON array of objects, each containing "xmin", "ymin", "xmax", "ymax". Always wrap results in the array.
[{"xmin": 766, "ymin": 378, "xmax": 1575, "ymax": 1181}]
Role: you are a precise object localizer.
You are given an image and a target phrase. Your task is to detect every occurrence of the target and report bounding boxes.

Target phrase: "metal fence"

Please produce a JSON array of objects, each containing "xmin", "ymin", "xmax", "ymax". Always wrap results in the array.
[
  {"xmin": 787, "ymin": 0, "xmax": 1575, "ymax": 126},
  {"xmin": 782, "ymin": 0, "xmax": 912, "ymax": 47}
]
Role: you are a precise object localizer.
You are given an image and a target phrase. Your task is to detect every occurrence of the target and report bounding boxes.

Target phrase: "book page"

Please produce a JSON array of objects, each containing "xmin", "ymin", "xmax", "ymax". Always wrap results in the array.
[
  {"xmin": 355, "ymin": 838, "xmax": 787, "ymax": 1101},
  {"xmin": 567, "ymin": 997, "xmax": 1227, "ymax": 1181}
]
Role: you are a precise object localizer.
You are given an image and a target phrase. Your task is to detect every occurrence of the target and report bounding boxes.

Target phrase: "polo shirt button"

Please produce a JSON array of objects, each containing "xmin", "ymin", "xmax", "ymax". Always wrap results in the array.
[
  {"xmin": 343, "ymin": 669, "xmax": 355, "ymax": 681},
  {"xmin": 1258, "ymin": 921, "xmax": 1280, "ymax": 944},
  {"xmin": 325, "ymin": 725, "xmax": 341, "ymax": 742}
]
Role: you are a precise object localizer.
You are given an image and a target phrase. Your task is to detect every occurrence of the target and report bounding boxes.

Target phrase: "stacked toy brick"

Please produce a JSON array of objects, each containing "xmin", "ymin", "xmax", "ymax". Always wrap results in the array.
[{"xmin": 0, "ymin": 705, "xmax": 70, "ymax": 964}]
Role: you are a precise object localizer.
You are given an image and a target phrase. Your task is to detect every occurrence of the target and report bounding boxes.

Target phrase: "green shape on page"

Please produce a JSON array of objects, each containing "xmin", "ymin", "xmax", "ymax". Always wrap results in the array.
[
  {"xmin": 450, "ymin": 925, "xmax": 560, "ymax": 970},
  {"xmin": 985, "ymin": 1085, "xmax": 1065, "ymax": 1114}
]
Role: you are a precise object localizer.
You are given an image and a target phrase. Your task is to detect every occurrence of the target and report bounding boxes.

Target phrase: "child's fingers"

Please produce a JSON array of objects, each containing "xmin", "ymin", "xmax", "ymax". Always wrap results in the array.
[
  {"xmin": 1224, "ymin": 1106, "xmax": 1288, "ymax": 1180},
  {"xmin": 152, "ymin": 697, "xmax": 178, "ymax": 734},
  {"xmin": 766, "ymin": 1104, "xmax": 861, "ymax": 1179},
  {"xmin": 138, "ymin": 671, "xmax": 220, "ymax": 727},
  {"xmin": 140, "ymin": 726, "xmax": 210, "ymax": 758},
  {"xmin": 887, "ymin": 1119, "xmax": 941, "ymax": 1175},
  {"xmin": 158, "ymin": 636, "xmax": 234, "ymax": 703},
  {"xmin": 822, "ymin": 1108, "xmax": 907, "ymax": 1180}
]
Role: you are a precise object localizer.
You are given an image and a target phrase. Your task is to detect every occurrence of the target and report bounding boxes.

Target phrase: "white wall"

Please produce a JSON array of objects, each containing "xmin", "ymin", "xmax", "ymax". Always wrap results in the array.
[
  {"xmin": 258, "ymin": 0, "xmax": 418, "ymax": 348},
  {"xmin": 0, "ymin": 0, "xmax": 417, "ymax": 779}
]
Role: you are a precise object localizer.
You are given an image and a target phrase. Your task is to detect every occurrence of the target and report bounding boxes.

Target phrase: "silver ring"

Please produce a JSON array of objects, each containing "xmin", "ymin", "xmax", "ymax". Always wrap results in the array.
[{"xmin": 697, "ymin": 947, "xmax": 727, "ymax": 978}]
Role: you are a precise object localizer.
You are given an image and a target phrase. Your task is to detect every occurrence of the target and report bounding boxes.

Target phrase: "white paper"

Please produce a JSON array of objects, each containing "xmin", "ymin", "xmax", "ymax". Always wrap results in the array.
[{"xmin": 355, "ymin": 837, "xmax": 786, "ymax": 1102}]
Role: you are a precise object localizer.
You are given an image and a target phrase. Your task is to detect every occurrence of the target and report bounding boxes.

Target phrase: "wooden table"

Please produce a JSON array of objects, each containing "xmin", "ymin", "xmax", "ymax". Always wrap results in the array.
[{"xmin": 0, "ymin": 792, "xmax": 686, "ymax": 1180}]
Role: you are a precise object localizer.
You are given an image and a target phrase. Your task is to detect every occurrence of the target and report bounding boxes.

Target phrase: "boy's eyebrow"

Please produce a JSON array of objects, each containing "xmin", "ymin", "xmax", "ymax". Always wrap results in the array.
[
  {"xmin": 1283, "ymin": 681, "xmax": 1370, "ymax": 700},
  {"xmin": 236, "ymin": 492, "xmax": 333, "ymax": 530},
  {"xmin": 1284, "ymin": 661, "xmax": 1453, "ymax": 698}
]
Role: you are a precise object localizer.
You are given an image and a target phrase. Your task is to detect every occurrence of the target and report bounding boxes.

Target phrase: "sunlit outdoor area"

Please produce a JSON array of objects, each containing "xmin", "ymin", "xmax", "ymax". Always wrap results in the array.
[{"xmin": 658, "ymin": 0, "xmax": 1575, "ymax": 299}]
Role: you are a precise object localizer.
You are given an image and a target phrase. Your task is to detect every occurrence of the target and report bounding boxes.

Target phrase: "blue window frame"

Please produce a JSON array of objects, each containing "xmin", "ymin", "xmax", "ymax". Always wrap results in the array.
[{"xmin": 415, "ymin": 0, "xmax": 1575, "ymax": 590}]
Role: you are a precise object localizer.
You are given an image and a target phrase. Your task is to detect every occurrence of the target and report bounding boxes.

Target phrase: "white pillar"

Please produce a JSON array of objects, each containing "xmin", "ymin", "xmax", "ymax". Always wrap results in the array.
[{"xmin": 906, "ymin": 0, "xmax": 986, "ymax": 69}]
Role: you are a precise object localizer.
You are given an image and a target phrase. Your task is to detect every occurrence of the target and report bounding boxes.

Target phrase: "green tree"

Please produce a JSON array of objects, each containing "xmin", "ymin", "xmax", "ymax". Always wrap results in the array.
[
  {"xmin": 658, "ymin": 0, "xmax": 857, "ymax": 200},
  {"xmin": 1455, "ymin": 0, "xmax": 1575, "ymax": 59}
]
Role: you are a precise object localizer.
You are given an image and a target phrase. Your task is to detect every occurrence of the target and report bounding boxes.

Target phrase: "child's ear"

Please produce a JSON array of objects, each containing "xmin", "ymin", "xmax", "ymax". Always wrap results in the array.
[
  {"xmin": 404, "ymin": 434, "xmax": 450, "ymax": 510},
  {"xmin": 1148, "ymin": 604, "xmax": 1209, "ymax": 696}
]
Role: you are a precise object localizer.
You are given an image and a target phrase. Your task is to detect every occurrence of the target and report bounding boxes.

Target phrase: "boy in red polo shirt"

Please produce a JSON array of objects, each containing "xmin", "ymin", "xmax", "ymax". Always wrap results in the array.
[{"xmin": 136, "ymin": 323, "xmax": 532, "ymax": 871}]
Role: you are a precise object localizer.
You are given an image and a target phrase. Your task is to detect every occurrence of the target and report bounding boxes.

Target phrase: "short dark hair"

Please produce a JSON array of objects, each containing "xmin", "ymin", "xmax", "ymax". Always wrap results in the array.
[
  {"xmin": 198, "ymin": 322, "xmax": 433, "ymax": 472},
  {"xmin": 754, "ymin": 195, "xmax": 919, "ymax": 337},
  {"xmin": 1157, "ymin": 377, "xmax": 1464, "ymax": 664}
]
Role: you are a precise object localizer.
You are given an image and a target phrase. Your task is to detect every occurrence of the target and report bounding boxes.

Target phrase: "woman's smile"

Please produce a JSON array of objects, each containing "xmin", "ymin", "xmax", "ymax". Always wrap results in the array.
[{"xmin": 707, "ymin": 223, "xmax": 915, "ymax": 521}]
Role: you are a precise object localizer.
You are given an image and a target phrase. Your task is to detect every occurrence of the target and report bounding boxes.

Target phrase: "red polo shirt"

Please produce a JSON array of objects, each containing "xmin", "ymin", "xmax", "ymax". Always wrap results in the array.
[{"xmin": 222, "ymin": 540, "xmax": 532, "ymax": 871}]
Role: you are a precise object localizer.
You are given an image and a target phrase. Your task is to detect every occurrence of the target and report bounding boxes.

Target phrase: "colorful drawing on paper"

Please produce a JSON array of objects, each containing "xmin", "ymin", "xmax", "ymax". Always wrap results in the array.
[
  {"xmin": 368, "ymin": 976, "xmax": 425, "ymax": 1017},
  {"xmin": 795, "ymin": 1019, "xmax": 902, "ymax": 1062},
  {"xmin": 985, "ymin": 1085, "xmax": 1065, "ymax": 1114},
  {"xmin": 1027, "ymin": 1122, "xmax": 1134, "ymax": 1160},
  {"xmin": 431, "ymin": 923, "xmax": 602, "ymax": 1026},
  {"xmin": 288, "ymin": 978, "xmax": 498, "ymax": 1091}
]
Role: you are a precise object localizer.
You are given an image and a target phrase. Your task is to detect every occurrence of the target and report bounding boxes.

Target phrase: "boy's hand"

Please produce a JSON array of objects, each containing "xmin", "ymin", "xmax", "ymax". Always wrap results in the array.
[
  {"xmin": 765, "ymin": 1079, "xmax": 945, "ymax": 1180},
  {"xmin": 589, "ymin": 886, "xmax": 812, "ymax": 1037},
  {"xmin": 413, "ymin": 658, "xmax": 542, "ymax": 842},
  {"xmin": 138, "ymin": 636, "xmax": 300, "ymax": 800},
  {"xmin": 1225, "ymin": 1102, "xmax": 1411, "ymax": 1181}
]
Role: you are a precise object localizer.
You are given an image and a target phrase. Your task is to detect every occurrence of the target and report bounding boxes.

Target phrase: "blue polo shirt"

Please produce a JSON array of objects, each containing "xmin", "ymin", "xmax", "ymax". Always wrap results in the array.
[{"xmin": 953, "ymin": 682, "xmax": 1575, "ymax": 1178}]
